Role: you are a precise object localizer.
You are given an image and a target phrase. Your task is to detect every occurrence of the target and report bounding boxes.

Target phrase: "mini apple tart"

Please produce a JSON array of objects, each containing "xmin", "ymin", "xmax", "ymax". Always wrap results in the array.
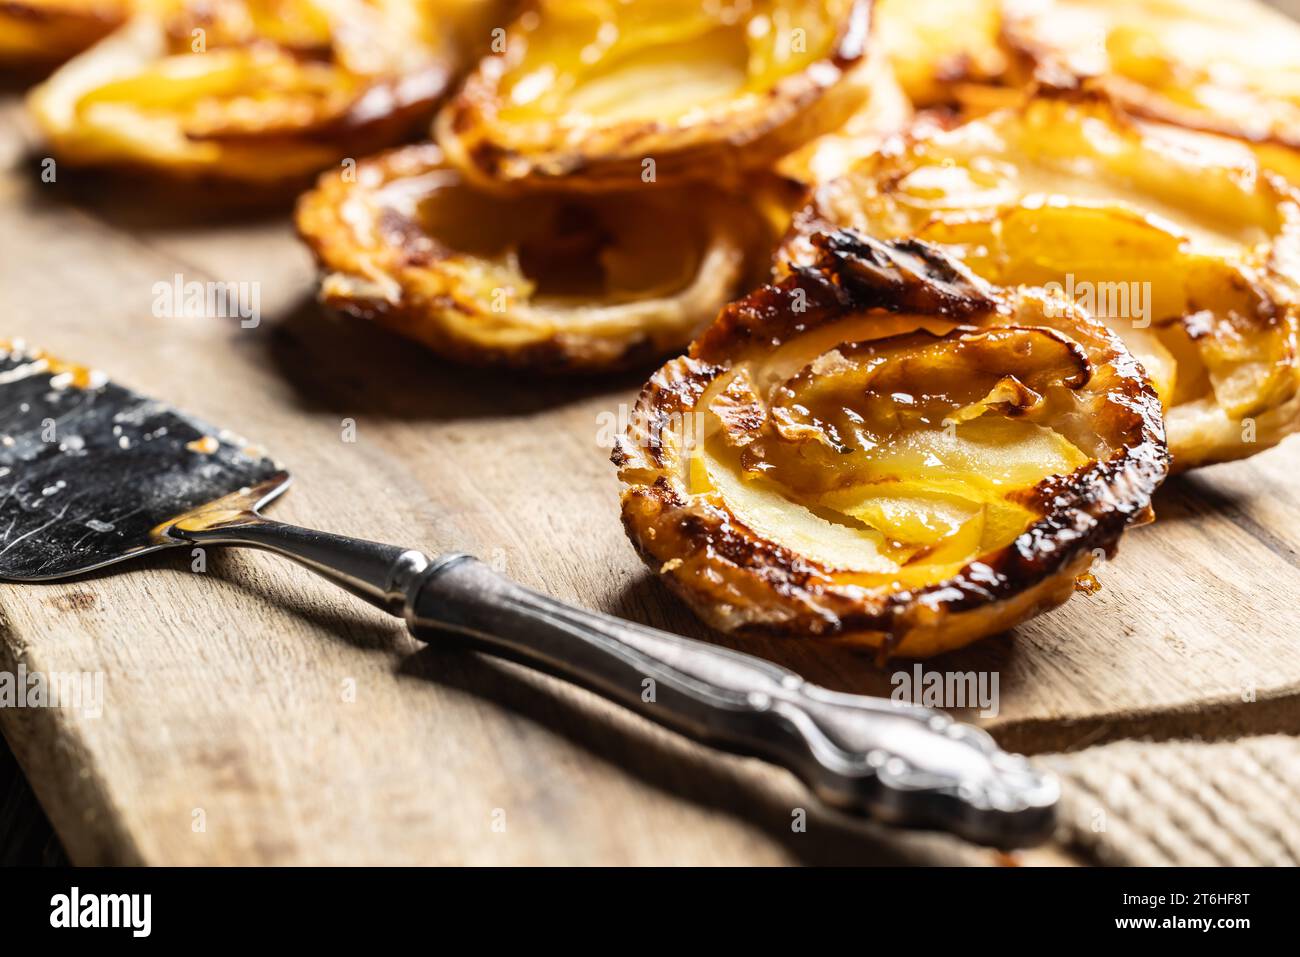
[
  {"xmin": 786, "ymin": 94, "xmax": 1300, "ymax": 470},
  {"xmin": 997, "ymin": 0, "xmax": 1300, "ymax": 183},
  {"xmin": 27, "ymin": 0, "xmax": 463, "ymax": 183},
  {"xmin": 295, "ymin": 143, "xmax": 768, "ymax": 371},
  {"xmin": 614, "ymin": 231, "xmax": 1168, "ymax": 657},
  {"xmin": 436, "ymin": 0, "xmax": 874, "ymax": 191},
  {"xmin": 0, "ymin": 0, "xmax": 126, "ymax": 68}
]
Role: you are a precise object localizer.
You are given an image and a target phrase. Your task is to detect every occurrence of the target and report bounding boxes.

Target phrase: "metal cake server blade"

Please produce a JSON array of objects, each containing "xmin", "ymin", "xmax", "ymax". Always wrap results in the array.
[
  {"xmin": 0, "ymin": 342, "xmax": 1059, "ymax": 850},
  {"xmin": 0, "ymin": 344, "xmax": 286, "ymax": 580}
]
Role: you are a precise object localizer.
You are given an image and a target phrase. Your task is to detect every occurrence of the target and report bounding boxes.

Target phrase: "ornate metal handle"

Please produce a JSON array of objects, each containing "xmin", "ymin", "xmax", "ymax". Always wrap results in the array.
[
  {"xmin": 407, "ymin": 554, "xmax": 1058, "ymax": 849},
  {"xmin": 164, "ymin": 508, "xmax": 1057, "ymax": 849}
]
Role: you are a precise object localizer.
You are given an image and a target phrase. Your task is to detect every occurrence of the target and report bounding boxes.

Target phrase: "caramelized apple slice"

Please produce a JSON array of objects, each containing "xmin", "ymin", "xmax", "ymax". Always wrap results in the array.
[
  {"xmin": 786, "ymin": 93, "xmax": 1300, "ymax": 470},
  {"xmin": 615, "ymin": 231, "xmax": 1168, "ymax": 657},
  {"xmin": 435, "ymin": 0, "xmax": 875, "ymax": 191},
  {"xmin": 296, "ymin": 143, "xmax": 771, "ymax": 371}
]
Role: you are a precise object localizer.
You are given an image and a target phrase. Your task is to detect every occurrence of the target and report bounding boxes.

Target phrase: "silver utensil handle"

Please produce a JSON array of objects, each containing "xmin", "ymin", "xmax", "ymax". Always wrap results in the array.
[
  {"xmin": 408, "ymin": 554, "xmax": 1058, "ymax": 849},
  {"xmin": 169, "ymin": 515, "xmax": 1057, "ymax": 849}
]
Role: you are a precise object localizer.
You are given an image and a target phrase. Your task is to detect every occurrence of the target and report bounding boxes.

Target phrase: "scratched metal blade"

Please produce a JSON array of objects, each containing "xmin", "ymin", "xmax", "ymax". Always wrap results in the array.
[{"xmin": 0, "ymin": 342, "xmax": 286, "ymax": 581}]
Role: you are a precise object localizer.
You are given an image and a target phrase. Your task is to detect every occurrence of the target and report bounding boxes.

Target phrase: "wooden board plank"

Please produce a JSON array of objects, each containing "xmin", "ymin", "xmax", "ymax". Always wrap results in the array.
[{"xmin": 1, "ymin": 81, "xmax": 1298, "ymax": 865}]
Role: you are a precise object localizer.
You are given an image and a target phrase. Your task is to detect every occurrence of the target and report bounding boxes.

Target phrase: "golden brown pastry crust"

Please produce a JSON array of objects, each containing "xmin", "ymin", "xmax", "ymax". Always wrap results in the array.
[
  {"xmin": 614, "ymin": 231, "xmax": 1168, "ymax": 658},
  {"xmin": 296, "ymin": 142, "xmax": 767, "ymax": 372},
  {"xmin": 784, "ymin": 91, "xmax": 1300, "ymax": 471},
  {"xmin": 435, "ymin": 0, "xmax": 875, "ymax": 192}
]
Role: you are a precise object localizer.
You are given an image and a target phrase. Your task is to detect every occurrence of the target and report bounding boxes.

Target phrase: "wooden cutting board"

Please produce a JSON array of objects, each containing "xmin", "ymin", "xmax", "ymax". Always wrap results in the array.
[{"xmin": 1, "ymin": 87, "xmax": 1298, "ymax": 865}]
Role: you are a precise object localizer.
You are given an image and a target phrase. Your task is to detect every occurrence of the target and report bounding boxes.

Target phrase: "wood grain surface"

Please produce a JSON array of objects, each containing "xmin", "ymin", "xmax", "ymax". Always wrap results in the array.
[{"xmin": 1, "ymin": 58, "xmax": 1298, "ymax": 864}]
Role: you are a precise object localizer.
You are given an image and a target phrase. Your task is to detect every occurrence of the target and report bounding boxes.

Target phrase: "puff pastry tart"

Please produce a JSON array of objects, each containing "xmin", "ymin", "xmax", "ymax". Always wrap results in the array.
[
  {"xmin": 27, "ymin": 0, "xmax": 463, "ymax": 183},
  {"xmin": 614, "ymin": 231, "xmax": 1168, "ymax": 657},
  {"xmin": 436, "ymin": 0, "xmax": 875, "ymax": 192},
  {"xmin": 0, "ymin": 0, "xmax": 125, "ymax": 67},
  {"xmin": 997, "ymin": 0, "xmax": 1300, "ymax": 184},
  {"xmin": 786, "ymin": 94, "xmax": 1300, "ymax": 470},
  {"xmin": 296, "ymin": 142, "xmax": 767, "ymax": 371}
]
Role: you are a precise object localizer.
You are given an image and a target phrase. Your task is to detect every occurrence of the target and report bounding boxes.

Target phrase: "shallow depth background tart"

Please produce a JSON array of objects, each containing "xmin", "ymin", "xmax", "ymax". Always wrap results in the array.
[
  {"xmin": 866, "ymin": 0, "xmax": 1300, "ymax": 187},
  {"xmin": 0, "ymin": 0, "xmax": 126, "ymax": 68},
  {"xmin": 295, "ymin": 142, "xmax": 773, "ymax": 371},
  {"xmin": 435, "ymin": 0, "xmax": 876, "ymax": 191},
  {"xmin": 26, "ymin": 0, "xmax": 492, "ymax": 183},
  {"xmin": 996, "ymin": 0, "xmax": 1300, "ymax": 185},
  {"xmin": 614, "ymin": 230, "xmax": 1169, "ymax": 658},
  {"xmin": 785, "ymin": 93, "xmax": 1300, "ymax": 471}
]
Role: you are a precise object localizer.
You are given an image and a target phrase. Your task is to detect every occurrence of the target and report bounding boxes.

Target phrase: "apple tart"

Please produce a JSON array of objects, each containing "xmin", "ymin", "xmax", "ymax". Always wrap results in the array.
[
  {"xmin": 614, "ymin": 230, "xmax": 1168, "ymax": 657},
  {"xmin": 0, "ymin": 0, "xmax": 126, "ymax": 68},
  {"xmin": 27, "ymin": 0, "xmax": 468, "ymax": 183},
  {"xmin": 295, "ymin": 143, "xmax": 770, "ymax": 371},
  {"xmin": 435, "ymin": 0, "xmax": 875, "ymax": 192},
  {"xmin": 786, "ymin": 94, "xmax": 1300, "ymax": 470},
  {"xmin": 996, "ymin": 0, "xmax": 1300, "ymax": 184}
]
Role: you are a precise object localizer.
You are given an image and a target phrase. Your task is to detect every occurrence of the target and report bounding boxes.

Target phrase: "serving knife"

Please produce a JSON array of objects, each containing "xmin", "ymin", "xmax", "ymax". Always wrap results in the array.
[{"xmin": 0, "ymin": 342, "xmax": 1058, "ymax": 850}]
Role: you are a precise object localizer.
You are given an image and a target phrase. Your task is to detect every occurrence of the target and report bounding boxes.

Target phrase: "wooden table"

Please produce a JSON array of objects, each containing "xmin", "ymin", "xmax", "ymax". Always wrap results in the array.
[{"xmin": 2, "ymin": 69, "xmax": 1299, "ymax": 865}]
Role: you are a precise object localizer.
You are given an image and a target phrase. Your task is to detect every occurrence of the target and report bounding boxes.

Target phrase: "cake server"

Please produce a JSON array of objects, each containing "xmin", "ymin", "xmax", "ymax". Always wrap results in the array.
[{"xmin": 0, "ymin": 342, "xmax": 1058, "ymax": 849}]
